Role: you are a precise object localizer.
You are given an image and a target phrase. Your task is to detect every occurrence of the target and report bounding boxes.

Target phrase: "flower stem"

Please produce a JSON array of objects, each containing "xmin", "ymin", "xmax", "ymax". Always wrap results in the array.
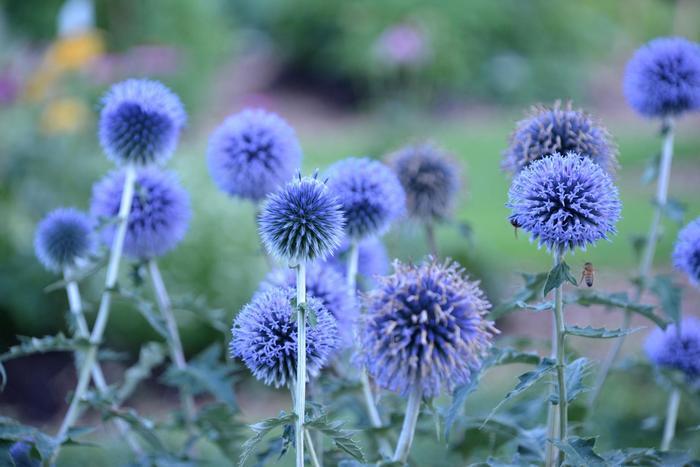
[
  {"xmin": 392, "ymin": 385, "xmax": 422, "ymax": 463},
  {"xmin": 53, "ymin": 164, "xmax": 137, "ymax": 461},
  {"xmin": 661, "ymin": 389, "xmax": 681, "ymax": 451},
  {"xmin": 425, "ymin": 222, "xmax": 438, "ymax": 257},
  {"xmin": 295, "ymin": 260, "xmax": 307, "ymax": 467},
  {"xmin": 589, "ymin": 118, "xmax": 675, "ymax": 408},
  {"xmin": 304, "ymin": 428, "xmax": 322, "ymax": 467},
  {"xmin": 148, "ymin": 260, "xmax": 197, "ymax": 431},
  {"xmin": 64, "ymin": 272, "xmax": 143, "ymax": 456},
  {"xmin": 347, "ymin": 240, "xmax": 392, "ymax": 457},
  {"xmin": 544, "ymin": 305, "xmax": 560, "ymax": 467}
]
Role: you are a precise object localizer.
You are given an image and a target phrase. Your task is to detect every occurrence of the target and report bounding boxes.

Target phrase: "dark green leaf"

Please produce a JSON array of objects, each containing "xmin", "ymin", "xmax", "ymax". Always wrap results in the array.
[
  {"xmin": 0, "ymin": 417, "xmax": 58, "ymax": 462},
  {"xmin": 565, "ymin": 325, "xmax": 642, "ymax": 339},
  {"xmin": 629, "ymin": 234, "xmax": 648, "ymax": 261},
  {"xmin": 195, "ymin": 403, "xmax": 245, "ymax": 459},
  {"xmin": 490, "ymin": 272, "xmax": 549, "ymax": 319},
  {"xmin": 550, "ymin": 358, "xmax": 589, "ymax": 404},
  {"xmin": 116, "ymin": 342, "xmax": 166, "ymax": 404},
  {"xmin": 544, "ymin": 261, "xmax": 577, "ymax": 297},
  {"xmin": 603, "ymin": 447, "xmax": 695, "ymax": 466},
  {"xmin": 85, "ymin": 398, "xmax": 167, "ymax": 453},
  {"xmin": 569, "ymin": 290, "xmax": 667, "ymax": 329},
  {"xmin": 0, "ymin": 334, "xmax": 90, "ymax": 363},
  {"xmin": 119, "ymin": 290, "xmax": 169, "ymax": 339},
  {"xmin": 239, "ymin": 412, "xmax": 296, "ymax": 467},
  {"xmin": 658, "ymin": 198, "xmax": 686, "ymax": 225},
  {"xmin": 172, "ymin": 295, "xmax": 228, "ymax": 334},
  {"xmin": 552, "ymin": 437, "xmax": 605, "ymax": 466},
  {"xmin": 641, "ymin": 152, "xmax": 660, "ymax": 185},
  {"xmin": 444, "ymin": 376, "xmax": 481, "ymax": 441},
  {"xmin": 305, "ymin": 415, "xmax": 365, "ymax": 462},
  {"xmin": 650, "ymin": 276, "xmax": 682, "ymax": 326}
]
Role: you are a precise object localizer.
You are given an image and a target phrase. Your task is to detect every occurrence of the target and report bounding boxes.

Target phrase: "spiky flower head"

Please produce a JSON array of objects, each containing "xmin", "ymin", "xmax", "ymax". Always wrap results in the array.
[
  {"xmin": 507, "ymin": 152, "xmax": 621, "ymax": 253},
  {"xmin": 34, "ymin": 208, "xmax": 95, "ymax": 273},
  {"xmin": 90, "ymin": 168, "xmax": 191, "ymax": 259},
  {"xmin": 207, "ymin": 109, "xmax": 302, "ymax": 202},
  {"xmin": 358, "ymin": 258, "xmax": 496, "ymax": 398},
  {"xmin": 231, "ymin": 287, "xmax": 338, "ymax": 387},
  {"xmin": 673, "ymin": 217, "xmax": 700, "ymax": 286},
  {"xmin": 260, "ymin": 262, "xmax": 357, "ymax": 347},
  {"xmin": 258, "ymin": 173, "xmax": 345, "ymax": 262},
  {"xmin": 388, "ymin": 142, "xmax": 460, "ymax": 223},
  {"xmin": 624, "ymin": 37, "xmax": 700, "ymax": 118},
  {"xmin": 99, "ymin": 79, "xmax": 186, "ymax": 166},
  {"xmin": 645, "ymin": 317, "xmax": 700, "ymax": 381},
  {"xmin": 325, "ymin": 237, "xmax": 389, "ymax": 281},
  {"xmin": 503, "ymin": 101, "xmax": 618, "ymax": 175},
  {"xmin": 325, "ymin": 157, "xmax": 405, "ymax": 239}
]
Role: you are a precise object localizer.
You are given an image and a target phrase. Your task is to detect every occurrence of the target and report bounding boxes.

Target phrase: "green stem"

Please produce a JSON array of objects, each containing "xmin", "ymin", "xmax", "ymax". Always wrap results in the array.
[
  {"xmin": 53, "ymin": 164, "xmax": 136, "ymax": 462},
  {"xmin": 661, "ymin": 389, "xmax": 681, "ymax": 451},
  {"xmin": 392, "ymin": 385, "xmax": 422, "ymax": 463},
  {"xmin": 425, "ymin": 222, "xmax": 438, "ymax": 257},
  {"xmin": 305, "ymin": 428, "xmax": 322, "ymax": 467},
  {"xmin": 148, "ymin": 260, "xmax": 197, "ymax": 431},
  {"xmin": 295, "ymin": 260, "xmax": 307, "ymax": 467},
  {"xmin": 589, "ymin": 118, "xmax": 675, "ymax": 408}
]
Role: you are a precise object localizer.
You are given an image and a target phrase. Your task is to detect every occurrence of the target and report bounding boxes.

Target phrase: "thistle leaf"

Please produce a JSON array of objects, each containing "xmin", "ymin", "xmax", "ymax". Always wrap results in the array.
[
  {"xmin": 116, "ymin": 342, "xmax": 167, "ymax": 404},
  {"xmin": 305, "ymin": 414, "xmax": 365, "ymax": 462},
  {"xmin": 490, "ymin": 272, "xmax": 549, "ymax": 319},
  {"xmin": 549, "ymin": 358, "xmax": 589, "ymax": 404},
  {"xmin": 565, "ymin": 326, "xmax": 643, "ymax": 339},
  {"xmin": 650, "ymin": 275, "xmax": 682, "ymax": 326},
  {"xmin": 0, "ymin": 334, "xmax": 90, "ymax": 363},
  {"xmin": 543, "ymin": 261, "xmax": 577, "ymax": 297},
  {"xmin": 569, "ymin": 290, "xmax": 666, "ymax": 328},
  {"xmin": 552, "ymin": 437, "xmax": 606, "ymax": 466},
  {"xmin": 239, "ymin": 412, "xmax": 296, "ymax": 467},
  {"xmin": 0, "ymin": 416, "xmax": 58, "ymax": 462}
]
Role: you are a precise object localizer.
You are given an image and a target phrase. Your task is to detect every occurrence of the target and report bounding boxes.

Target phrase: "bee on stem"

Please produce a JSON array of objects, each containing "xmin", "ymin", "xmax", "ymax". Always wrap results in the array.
[
  {"xmin": 509, "ymin": 217, "xmax": 520, "ymax": 239},
  {"xmin": 580, "ymin": 262, "xmax": 595, "ymax": 287}
]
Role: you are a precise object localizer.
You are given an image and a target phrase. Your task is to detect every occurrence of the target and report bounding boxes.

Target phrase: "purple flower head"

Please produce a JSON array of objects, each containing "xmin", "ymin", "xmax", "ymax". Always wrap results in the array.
[
  {"xmin": 507, "ymin": 152, "xmax": 621, "ymax": 253},
  {"xmin": 260, "ymin": 262, "xmax": 357, "ymax": 347},
  {"xmin": 231, "ymin": 287, "xmax": 338, "ymax": 387},
  {"xmin": 358, "ymin": 258, "xmax": 496, "ymax": 398},
  {"xmin": 91, "ymin": 168, "xmax": 190, "ymax": 259},
  {"xmin": 503, "ymin": 102, "xmax": 618, "ymax": 175},
  {"xmin": 258, "ymin": 172, "xmax": 345, "ymax": 262},
  {"xmin": 207, "ymin": 109, "xmax": 302, "ymax": 202},
  {"xmin": 99, "ymin": 79, "xmax": 186, "ymax": 166},
  {"xmin": 624, "ymin": 37, "xmax": 700, "ymax": 118},
  {"xmin": 645, "ymin": 317, "xmax": 700, "ymax": 381},
  {"xmin": 673, "ymin": 217, "xmax": 700, "ymax": 286},
  {"xmin": 9, "ymin": 441, "xmax": 40, "ymax": 467},
  {"xmin": 326, "ymin": 157, "xmax": 405, "ymax": 240},
  {"xmin": 389, "ymin": 142, "xmax": 460, "ymax": 223},
  {"xmin": 34, "ymin": 208, "xmax": 95, "ymax": 273},
  {"xmin": 325, "ymin": 237, "xmax": 389, "ymax": 281}
]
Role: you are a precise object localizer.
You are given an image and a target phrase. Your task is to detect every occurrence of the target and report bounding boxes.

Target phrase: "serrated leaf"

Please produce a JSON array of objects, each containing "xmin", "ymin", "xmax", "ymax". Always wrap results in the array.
[
  {"xmin": 657, "ymin": 198, "xmax": 686, "ymax": 225},
  {"xmin": 85, "ymin": 398, "xmax": 167, "ymax": 453},
  {"xmin": 602, "ymin": 447, "xmax": 694, "ymax": 466},
  {"xmin": 239, "ymin": 412, "xmax": 296, "ymax": 467},
  {"xmin": 305, "ymin": 415, "xmax": 365, "ymax": 462},
  {"xmin": 119, "ymin": 290, "xmax": 169, "ymax": 339},
  {"xmin": 0, "ymin": 334, "xmax": 90, "ymax": 363},
  {"xmin": 172, "ymin": 295, "xmax": 228, "ymax": 334},
  {"xmin": 565, "ymin": 326, "xmax": 642, "ymax": 339},
  {"xmin": 195, "ymin": 403, "xmax": 245, "ymax": 459},
  {"xmin": 43, "ymin": 257, "xmax": 108, "ymax": 293},
  {"xmin": 552, "ymin": 437, "xmax": 605, "ymax": 466},
  {"xmin": 650, "ymin": 276, "xmax": 682, "ymax": 326},
  {"xmin": 569, "ymin": 290, "xmax": 667, "ymax": 329},
  {"xmin": 641, "ymin": 152, "xmax": 660, "ymax": 185},
  {"xmin": 490, "ymin": 272, "xmax": 549, "ymax": 319},
  {"xmin": 544, "ymin": 261, "xmax": 577, "ymax": 296},
  {"xmin": 0, "ymin": 417, "xmax": 58, "ymax": 462},
  {"xmin": 116, "ymin": 342, "xmax": 166, "ymax": 404},
  {"xmin": 550, "ymin": 358, "xmax": 589, "ymax": 404}
]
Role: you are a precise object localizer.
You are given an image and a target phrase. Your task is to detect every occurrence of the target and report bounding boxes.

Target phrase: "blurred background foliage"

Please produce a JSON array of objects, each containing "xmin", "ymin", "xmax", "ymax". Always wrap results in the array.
[{"xmin": 1, "ymin": 0, "xmax": 700, "ymax": 460}]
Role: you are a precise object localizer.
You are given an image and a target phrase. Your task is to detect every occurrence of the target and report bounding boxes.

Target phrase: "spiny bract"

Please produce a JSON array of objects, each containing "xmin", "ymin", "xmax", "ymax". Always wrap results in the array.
[
  {"xmin": 673, "ymin": 216, "xmax": 700, "ymax": 287},
  {"xmin": 645, "ymin": 316, "xmax": 700, "ymax": 381},
  {"xmin": 230, "ymin": 287, "xmax": 338, "ymax": 388},
  {"xmin": 99, "ymin": 79, "xmax": 186, "ymax": 166},
  {"xmin": 358, "ymin": 258, "xmax": 497, "ymax": 398},
  {"xmin": 90, "ymin": 168, "xmax": 191, "ymax": 259},
  {"xmin": 34, "ymin": 208, "xmax": 95, "ymax": 273},
  {"xmin": 207, "ymin": 108, "xmax": 302, "ymax": 202},
  {"xmin": 507, "ymin": 152, "xmax": 622, "ymax": 253}
]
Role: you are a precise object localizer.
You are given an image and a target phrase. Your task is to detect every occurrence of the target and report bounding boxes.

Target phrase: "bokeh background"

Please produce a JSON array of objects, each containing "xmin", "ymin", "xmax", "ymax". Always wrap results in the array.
[{"xmin": 1, "ymin": 0, "xmax": 700, "ymax": 464}]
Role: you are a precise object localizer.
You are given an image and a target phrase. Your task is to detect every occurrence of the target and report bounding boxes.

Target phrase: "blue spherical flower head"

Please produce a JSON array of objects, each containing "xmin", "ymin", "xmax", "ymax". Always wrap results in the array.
[
  {"xmin": 673, "ymin": 217, "xmax": 700, "ymax": 286},
  {"xmin": 99, "ymin": 79, "xmax": 186, "ymax": 166},
  {"xmin": 261, "ymin": 262, "xmax": 357, "ymax": 347},
  {"xmin": 358, "ymin": 258, "xmax": 497, "ymax": 398},
  {"xmin": 207, "ymin": 108, "xmax": 303, "ymax": 202},
  {"xmin": 645, "ymin": 317, "xmax": 700, "ymax": 381},
  {"xmin": 326, "ymin": 157, "xmax": 405, "ymax": 239},
  {"xmin": 503, "ymin": 101, "xmax": 618, "ymax": 175},
  {"xmin": 34, "ymin": 208, "xmax": 95, "ymax": 273},
  {"xmin": 624, "ymin": 37, "xmax": 700, "ymax": 118},
  {"xmin": 258, "ymin": 172, "xmax": 345, "ymax": 262},
  {"xmin": 507, "ymin": 152, "xmax": 621, "ymax": 253},
  {"xmin": 231, "ymin": 287, "xmax": 338, "ymax": 387},
  {"xmin": 325, "ymin": 237, "xmax": 389, "ymax": 280},
  {"xmin": 91, "ymin": 168, "xmax": 191, "ymax": 259},
  {"xmin": 9, "ymin": 441, "xmax": 40, "ymax": 467},
  {"xmin": 389, "ymin": 143, "xmax": 460, "ymax": 223}
]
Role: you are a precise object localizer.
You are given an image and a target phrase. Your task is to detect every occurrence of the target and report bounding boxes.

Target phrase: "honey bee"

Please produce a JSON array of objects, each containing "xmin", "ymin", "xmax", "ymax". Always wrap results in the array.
[
  {"xmin": 580, "ymin": 262, "xmax": 595, "ymax": 287},
  {"xmin": 510, "ymin": 218, "xmax": 520, "ymax": 239}
]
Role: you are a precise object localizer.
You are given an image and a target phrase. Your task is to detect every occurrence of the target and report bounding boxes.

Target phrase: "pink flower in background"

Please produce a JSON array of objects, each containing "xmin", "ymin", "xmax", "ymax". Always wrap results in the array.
[{"xmin": 373, "ymin": 22, "xmax": 430, "ymax": 68}]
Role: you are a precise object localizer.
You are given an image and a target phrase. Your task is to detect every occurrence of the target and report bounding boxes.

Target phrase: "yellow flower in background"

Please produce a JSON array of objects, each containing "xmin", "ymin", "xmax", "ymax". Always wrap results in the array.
[{"xmin": 40, "ymin": 97, "xmax": 89, "ymax": 135}]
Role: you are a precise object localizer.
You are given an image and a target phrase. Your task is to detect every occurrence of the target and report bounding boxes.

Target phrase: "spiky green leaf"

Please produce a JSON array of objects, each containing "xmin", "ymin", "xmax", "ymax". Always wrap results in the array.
[
  {"xmin": 239, "ymin": 412, "xmax": 296, "ymax": 467},
  {"xmin": 565, "ymin": 326, "xmax": 642, "ymax": 339},
  {"xmin": 544, "ymin": 261, "xmax": 577, "ymax": 297}
]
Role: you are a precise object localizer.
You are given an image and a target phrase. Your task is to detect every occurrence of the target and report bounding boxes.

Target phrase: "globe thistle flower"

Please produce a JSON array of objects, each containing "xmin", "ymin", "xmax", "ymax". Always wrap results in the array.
[
  {"xmin": 230, "ymin": 287, "xmax": 338, "ymax": 387},
  {"xmin": 388, "ymin": 142, "xmax": 460, "ymax": 223},
  {"xmin": 207, "ymin": 109, "xmax": 302, "ymax": 202},
  {"xmin": 326, "ymin": 237, "xmax": 389, "ymax": 280},
  {"xmin": 91, "ymin": 168, "xmax": 191, "ymax": 259},
  {"xmin": 99, "ymin": 79, "xmax": 186, "ymax": 166},
  {"xmin": 326, "ymin": 157, "xmax": 405, "ymax": 239},
  {"xmin": 260, "ymin": 262, "xmax": 357, "ymax": 347},
  {"xmin": 503, "ymin": 102, "xmax": 618, "ymax": 175},
  {"xmin": 624, "ymin": 37, "xmax": 700, "ymax": 118},
  {"xmin": 9, "ymin": 441, "xmax": 39, "ymax": 467},
  {"xmin": 34, "ymin": 208, "xmax": 95, "ymax": 273},
  {"xmin": 358, "ymin": 259, "xmax": 497, "ymax": 398},
  {"xmin": 258, "ymin": 173, "xmax": 345, "ymax": 263},
  {"xmin": 645, "ymin": 317, "xmax": 700, "ymax": 381},
  {"xmin": 507, "ymin": 152, "xmax": 621, "ymax": 253},
  {"xmin": 672, "ymin": 217, "xmax": 700, "ymax": 286}
]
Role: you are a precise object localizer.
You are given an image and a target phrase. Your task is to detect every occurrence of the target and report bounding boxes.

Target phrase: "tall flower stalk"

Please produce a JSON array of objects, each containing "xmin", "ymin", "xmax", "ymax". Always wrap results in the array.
[
  {"xmin": 549, "ymin": 248, "xmax": 568, "ymax": 467},
  {"xmin": 392, "ymin": 385, "xmax": 422, "ymax": 463},
  {"xmin": 295, "ymin": 260, "xmax": 307, "ymax": 466}
]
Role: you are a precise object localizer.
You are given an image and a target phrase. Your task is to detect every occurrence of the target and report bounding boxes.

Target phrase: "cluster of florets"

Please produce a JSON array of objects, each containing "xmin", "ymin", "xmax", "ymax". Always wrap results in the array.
[
  {"xmin": 673, "ymin": 217, "xmax": 700, "ymax": 287},
  {"xmin": 645, "ymin": 317, "xmax": 700, "ymax": 381},
  {"xmin": 358, "ymin": 258, "xmax": 497, "ymax": 397},
  {"xmin": 34, "ymin": 208, "xmax": 95, "ymax": 273}
]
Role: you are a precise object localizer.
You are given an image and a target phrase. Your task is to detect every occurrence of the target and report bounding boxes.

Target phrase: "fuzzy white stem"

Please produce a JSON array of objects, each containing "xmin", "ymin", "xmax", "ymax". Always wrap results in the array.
[
  {"xmin": 392, "ymin": 385, "xmax": 422, "ymax": 463},
  {"xmin": 53, "ymin": 164, "xmax": 136, "ymax": 460},
  {"xmin": 661, "ymin": 389, "xmax": 681, "ymax": 451},
  {"xmin": 295, "ymin": 260, "xmax": 307, "ymax": 467}
]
